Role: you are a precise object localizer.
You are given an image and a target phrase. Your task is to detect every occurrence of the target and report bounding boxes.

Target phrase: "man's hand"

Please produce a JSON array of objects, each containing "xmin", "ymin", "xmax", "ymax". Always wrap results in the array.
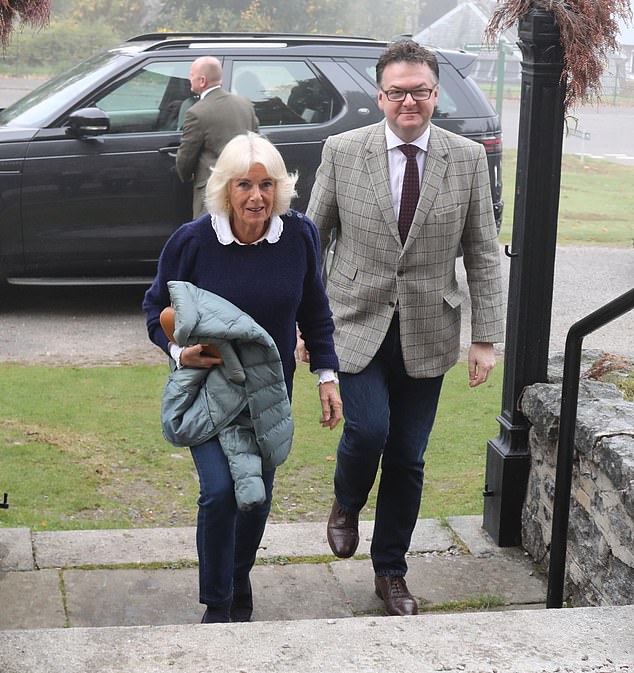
[
  {"xmin": 467, "ymin": 342, "xmax": 496, "ymax": 388},
  {"xmin": 318, "ymin": 381, "xmax": 343, "ymax": 430}
]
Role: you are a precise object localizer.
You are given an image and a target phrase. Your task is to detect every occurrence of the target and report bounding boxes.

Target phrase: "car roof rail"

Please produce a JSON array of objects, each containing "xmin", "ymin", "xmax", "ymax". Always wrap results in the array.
[
  {"xmin": 126, "ymin": 32, "xmax": 382, "ymax": 49},
  {"xmin": 433, "ymin": 48, "xmax": 477, "ymax": 76}
]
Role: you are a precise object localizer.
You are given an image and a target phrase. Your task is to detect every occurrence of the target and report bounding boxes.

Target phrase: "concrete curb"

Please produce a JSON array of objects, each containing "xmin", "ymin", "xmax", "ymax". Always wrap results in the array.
[{"xmin": 24, "ymin": 517, "xmax": 454, "ymax": 569}]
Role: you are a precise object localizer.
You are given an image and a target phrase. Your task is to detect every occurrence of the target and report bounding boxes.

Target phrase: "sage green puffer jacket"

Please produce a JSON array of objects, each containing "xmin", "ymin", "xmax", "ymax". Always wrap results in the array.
[{"xmin": 160, "ymin": 281, "xmax": 293, "ymax": 511}]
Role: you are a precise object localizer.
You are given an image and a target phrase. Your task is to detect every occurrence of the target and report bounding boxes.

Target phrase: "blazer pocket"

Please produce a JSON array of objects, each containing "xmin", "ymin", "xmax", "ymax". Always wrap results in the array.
[
  {"xmin": 330, "ymin": 257, "xmax": 358, "ymax": 286},
  {"xmin": 429, "ymin": 203, "xmax": 462, "ymax": 225},
  {"xmin": 443, "ymin": 286, "xmax": 467, "ymax": 309}
]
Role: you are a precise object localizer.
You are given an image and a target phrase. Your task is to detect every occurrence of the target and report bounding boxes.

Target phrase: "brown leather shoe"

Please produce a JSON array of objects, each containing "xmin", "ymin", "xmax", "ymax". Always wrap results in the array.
[
  {"xmin": 374, "ymin": 575, "xmax": 418, "ymax": 616},
  {"xmin": 326, "ymin": 498, "xmax": 359, "ymax": 558}
]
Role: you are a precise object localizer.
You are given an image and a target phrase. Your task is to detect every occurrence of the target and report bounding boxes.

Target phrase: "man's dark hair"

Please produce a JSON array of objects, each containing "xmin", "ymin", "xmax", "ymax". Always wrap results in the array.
[{"xmin": 376, "ymin": 40, "xmax": 439, "ymax": 86}]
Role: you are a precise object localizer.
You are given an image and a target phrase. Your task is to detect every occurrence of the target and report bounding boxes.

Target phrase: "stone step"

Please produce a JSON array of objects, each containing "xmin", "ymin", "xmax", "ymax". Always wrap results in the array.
[
  {"xmin": 1, "ymin": 516, "xmax": 547, "ymax": 630},
  {"xmin": 0, "ymin": 606, "xmax": 632, "ymax": 673},
  {"xmin": 1, "ymin": 516, "xmax": 631, "ymax": 671}
]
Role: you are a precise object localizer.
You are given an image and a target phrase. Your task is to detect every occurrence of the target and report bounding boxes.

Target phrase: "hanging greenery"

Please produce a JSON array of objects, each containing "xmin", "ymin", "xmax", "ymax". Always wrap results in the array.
[
  {"xmin": 485, "ymin": 0, "xmax": 633, "ymax": 110},
  {"xmin": 1, "ymin": 0, "xmax": 51, "ymax": 48}
]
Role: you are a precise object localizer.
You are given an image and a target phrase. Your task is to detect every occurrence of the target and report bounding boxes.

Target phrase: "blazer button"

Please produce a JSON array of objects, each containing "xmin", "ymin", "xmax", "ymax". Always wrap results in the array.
[
  {"xmin": 397, "ymin": 269, "xmax": 404, "ymax": 277},
  {"xmin": 388, "ymin": 301, "xmax": 395, "ymax": 308}
]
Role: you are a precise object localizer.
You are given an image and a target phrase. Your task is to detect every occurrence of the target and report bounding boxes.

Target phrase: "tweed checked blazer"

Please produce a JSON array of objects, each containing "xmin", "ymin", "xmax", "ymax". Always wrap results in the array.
[
  {"xmin": 176, "ymin": 88, "xmax": 259, "ymax": 218},
  {"xmin": 306, "ymin": 120, "xmax": 505, "ymax": 378}
]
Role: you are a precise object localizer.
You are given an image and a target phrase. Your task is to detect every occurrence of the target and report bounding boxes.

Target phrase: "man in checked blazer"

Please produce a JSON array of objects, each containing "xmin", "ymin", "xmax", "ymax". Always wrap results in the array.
[
  {"xmin": 176, "ymin": 57, "xmax": 259, "ymax": 218},
  {"xmin": 306, "ymin": 40, "xmax": 505, "ymax": 616}
]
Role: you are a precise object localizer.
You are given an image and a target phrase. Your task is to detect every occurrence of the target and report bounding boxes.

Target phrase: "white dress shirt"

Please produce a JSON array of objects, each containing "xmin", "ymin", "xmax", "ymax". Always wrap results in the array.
[
  {"xmin": 199, "ymin": 84, "xmax": 221, "ymax": 100},
  {"xmin": 385, "ymin": 124, "xmax": 430, "ymax": 220}
]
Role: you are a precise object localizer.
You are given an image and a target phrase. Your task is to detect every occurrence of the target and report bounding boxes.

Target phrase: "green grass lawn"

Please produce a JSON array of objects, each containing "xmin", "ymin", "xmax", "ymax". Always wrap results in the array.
[
  {"xmin": 499, "ymin": 150, "xmax": 634, "ymax": 247},
  {"xmin": 0, "ymin": 361, "xmax": 502, "ymax": 531},
  {"xmin": 2, "ymin": 154, "xmax": 632, "ymax": 533}
]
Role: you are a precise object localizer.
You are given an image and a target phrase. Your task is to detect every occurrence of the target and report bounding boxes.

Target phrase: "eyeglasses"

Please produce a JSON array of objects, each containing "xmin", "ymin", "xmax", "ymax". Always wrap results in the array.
[{"xmin": 381, "ymin": 87, "xmax": 436, "ymax": 102}]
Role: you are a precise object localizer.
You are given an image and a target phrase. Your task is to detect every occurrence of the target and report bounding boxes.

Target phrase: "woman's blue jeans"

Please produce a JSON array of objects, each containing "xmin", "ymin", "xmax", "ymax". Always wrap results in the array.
[
  {"xmin": 335, "ymin": 315, "xmax": 444, "ymax": 576},
  {"xmin": 190, "ymin": 437, "xmax": 274, "ymax": 608}
]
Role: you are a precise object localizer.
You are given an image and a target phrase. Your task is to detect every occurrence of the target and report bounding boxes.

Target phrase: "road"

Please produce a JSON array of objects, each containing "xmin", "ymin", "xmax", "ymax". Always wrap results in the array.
[
  {"xmin": 500, "ymin": 99, "xmax": 634, "ymax": 166},
  {"xmin": 0, "ymin": 77, "xmax": 48, "ymax": 108}
]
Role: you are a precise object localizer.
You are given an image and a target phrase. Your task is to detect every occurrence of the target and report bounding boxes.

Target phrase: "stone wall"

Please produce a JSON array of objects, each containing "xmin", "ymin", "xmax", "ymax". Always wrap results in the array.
[{"xmin": 519, "ymin": 354, "xmax": 634, "ymax": 606}]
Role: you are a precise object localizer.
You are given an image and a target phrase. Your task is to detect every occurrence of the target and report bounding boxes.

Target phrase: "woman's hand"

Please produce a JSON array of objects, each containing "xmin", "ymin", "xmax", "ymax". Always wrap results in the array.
[
  {"xmin": 295, "ymin": 330, "xmax": 310, "ymax": 363},
  {"xmin": 179, "ymin": 344, "xmax": 223, "ymax": 369},
  {"xmin": 318, "ymin": 381, "xmax": 343, "ymax": 430}
]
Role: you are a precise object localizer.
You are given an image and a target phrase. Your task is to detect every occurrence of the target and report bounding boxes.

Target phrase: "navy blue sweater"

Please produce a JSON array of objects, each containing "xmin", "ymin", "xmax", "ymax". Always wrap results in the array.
[{"xmin": 142, "ymin": 210, "xmax": 338, "ymax": 394}]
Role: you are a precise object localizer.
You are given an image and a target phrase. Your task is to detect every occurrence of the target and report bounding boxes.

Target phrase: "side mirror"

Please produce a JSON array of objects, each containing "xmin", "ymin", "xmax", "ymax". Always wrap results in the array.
[{"xmin": 66, "ymin": 107, "xmax": 110, "ymax": 137}]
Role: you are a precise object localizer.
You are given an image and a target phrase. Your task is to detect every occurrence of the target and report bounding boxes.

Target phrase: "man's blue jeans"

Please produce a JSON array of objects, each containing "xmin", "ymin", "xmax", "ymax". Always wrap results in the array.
[
  {"xmin": 336, "ymin": 316, "xmax": 444, "ymax": 576},
  {"xmin": 190, "ymin": 437, "xmax": 274, "ymax": 608}
]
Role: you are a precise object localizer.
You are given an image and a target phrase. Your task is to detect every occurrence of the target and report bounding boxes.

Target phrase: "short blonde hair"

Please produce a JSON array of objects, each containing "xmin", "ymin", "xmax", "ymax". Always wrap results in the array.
[{"xmin": 205, "ymin": 132, "xmax": 298, "ymax": 216}]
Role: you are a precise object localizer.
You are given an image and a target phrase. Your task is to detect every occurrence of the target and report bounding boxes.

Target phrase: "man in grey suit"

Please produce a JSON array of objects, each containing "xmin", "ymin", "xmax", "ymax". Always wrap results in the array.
[
  {"xmin": 176, "ymin": 56, "xmax": 259, "ymax": 218},
  {"xmin": 306, "ymin": 40, "xmax": 505, "ymax": 616}
]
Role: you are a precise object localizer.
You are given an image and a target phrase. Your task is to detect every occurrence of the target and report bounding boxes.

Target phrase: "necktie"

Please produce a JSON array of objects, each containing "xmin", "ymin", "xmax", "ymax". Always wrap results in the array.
[{"xmin": 397, "ymin": 144, "xmax": 420, "ymax": 244}]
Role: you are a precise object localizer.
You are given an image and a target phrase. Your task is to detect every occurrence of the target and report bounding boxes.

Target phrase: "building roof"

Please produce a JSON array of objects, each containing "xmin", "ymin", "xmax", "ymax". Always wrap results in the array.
[{"xmin": 414, "ymin": 1, "xmax": 516, "ymax": 51}]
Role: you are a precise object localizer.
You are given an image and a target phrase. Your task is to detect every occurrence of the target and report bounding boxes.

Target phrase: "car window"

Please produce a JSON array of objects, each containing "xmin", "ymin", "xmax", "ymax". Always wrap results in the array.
[
  {"xmin": 90, "ymin": 61, "xmax": 191, "ymax": 133},
  {"xmin": 0, "ymin": 51, "xmax": 131, "ymax": 128},
  {"xmin": 345, "ymin": 58, "xmax": 459, "ymax": 118},
  {"xmin": 230, "ymin": 60, "xmax": 341, "ymax": 126},
  {"xmin": 434, "ymin": 80, "xmax": 458, "ymax": 118}
]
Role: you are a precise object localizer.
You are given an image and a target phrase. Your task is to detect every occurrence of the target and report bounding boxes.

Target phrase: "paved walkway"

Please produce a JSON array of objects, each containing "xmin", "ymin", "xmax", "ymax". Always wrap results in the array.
[{"xmin": 1, "ymin": 516, "xmax": 632, "ymax": 672}]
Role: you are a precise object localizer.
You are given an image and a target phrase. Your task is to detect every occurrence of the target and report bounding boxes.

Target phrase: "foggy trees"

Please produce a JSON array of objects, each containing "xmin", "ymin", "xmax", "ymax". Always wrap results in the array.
[{"xmin": 1, "ymin": 0, "xmax": 420, "ymax": 75}]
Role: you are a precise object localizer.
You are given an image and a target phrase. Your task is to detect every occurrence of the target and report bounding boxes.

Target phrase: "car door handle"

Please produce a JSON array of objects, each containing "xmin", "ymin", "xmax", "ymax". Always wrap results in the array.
[{"xmin": 159, "ymin": 146, "xmax": 179, "ymax": 157}]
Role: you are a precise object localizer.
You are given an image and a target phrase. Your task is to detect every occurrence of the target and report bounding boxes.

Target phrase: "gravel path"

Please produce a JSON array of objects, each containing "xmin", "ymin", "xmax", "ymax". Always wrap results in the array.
[
  {"xmin": 0, "ymin": 245, "xmax": 632, "ymax": 366},
  {"xmin": 457, "ymin": 244, "xmax": 634, "ymax": 361}
]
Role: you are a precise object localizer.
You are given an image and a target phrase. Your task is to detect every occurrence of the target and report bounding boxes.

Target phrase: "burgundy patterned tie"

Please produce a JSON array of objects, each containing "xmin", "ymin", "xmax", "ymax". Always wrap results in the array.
[{"xmin": 397, "ymin": 144, "xmax": 420, "ymax": 244}]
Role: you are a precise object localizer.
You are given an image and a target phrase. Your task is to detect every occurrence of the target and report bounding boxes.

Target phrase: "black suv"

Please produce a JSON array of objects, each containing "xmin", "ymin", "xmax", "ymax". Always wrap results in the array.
[{"xmin": 0, "ymin": 33, "xmax": 502, "ymax": 285}]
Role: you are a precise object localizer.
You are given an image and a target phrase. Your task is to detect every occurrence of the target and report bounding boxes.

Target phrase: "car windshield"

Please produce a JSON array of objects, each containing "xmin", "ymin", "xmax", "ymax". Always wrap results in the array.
[{"xmin": 0, "ymin": 50, "xmax": 134, "ymax": 127}]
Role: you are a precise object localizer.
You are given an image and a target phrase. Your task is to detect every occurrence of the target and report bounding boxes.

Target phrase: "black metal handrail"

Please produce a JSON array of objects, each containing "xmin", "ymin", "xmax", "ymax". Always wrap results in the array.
[{"xmin": 547, "ymin": 287, "xmax": 634, "ymax": 608}]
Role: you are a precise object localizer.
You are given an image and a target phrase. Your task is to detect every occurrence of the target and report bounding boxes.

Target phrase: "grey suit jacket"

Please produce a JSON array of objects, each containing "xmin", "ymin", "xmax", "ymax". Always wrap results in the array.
[
  {"xmin": 176, "ymin": 88, "xmax": 259, "ymax": 218},
  {"xmin": 306, "ymin": 120, "xmax": 505, "ymax": 378}
]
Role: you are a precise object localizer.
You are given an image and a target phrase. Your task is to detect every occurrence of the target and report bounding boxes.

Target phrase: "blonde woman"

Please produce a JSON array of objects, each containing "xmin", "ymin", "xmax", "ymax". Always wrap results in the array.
[{"xmin": 143, "ymin": 133, "xmax": 341, "ymax": 623}]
